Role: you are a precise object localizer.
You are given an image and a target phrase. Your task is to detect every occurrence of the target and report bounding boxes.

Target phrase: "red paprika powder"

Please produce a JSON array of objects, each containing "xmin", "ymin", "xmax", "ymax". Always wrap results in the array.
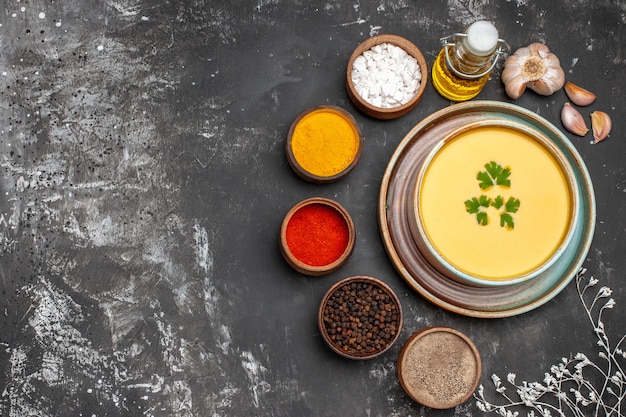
[{"xmin": 285, "ymin": 203, "xmax": 350, "ymax": 266}]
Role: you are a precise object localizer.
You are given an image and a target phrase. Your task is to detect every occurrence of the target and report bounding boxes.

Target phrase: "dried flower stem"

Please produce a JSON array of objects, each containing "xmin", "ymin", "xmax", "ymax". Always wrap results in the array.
[{"xmin": 475, "ymin": 268, "xmax": 625, "ymax": 417}]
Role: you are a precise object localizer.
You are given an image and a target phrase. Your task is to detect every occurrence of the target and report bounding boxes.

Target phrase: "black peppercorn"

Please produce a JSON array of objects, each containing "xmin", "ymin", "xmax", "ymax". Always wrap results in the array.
[{"xmin": 320, "ymin": 277, "xmax": 402, "ymax": 358}]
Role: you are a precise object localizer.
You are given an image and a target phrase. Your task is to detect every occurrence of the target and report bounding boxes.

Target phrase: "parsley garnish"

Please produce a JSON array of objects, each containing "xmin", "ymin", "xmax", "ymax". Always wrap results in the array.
[
  {"xmin": 500, "ymin": 197, "xmax": 521, "ymax": 229},
  {"xmin": 505, "ymin": 196, "xmax": 521, "ymax": 213},
  {"xmin": 491, "ymin": 195, "xmax": 504, "ymax": 210},
  {"xmin": 464, "ymin": 196, "xmax": 492, "ymax": 225},
  {"xmin": 500, "ymin": 213, "xmax": 514, "ymax": 229},
  {"xmin": 465, "ymin": 162, "xmax": 520, "ymax": 230},
  {"xmin": 477, "ymin": 161, "xmax": 512, "ymax": 190}
]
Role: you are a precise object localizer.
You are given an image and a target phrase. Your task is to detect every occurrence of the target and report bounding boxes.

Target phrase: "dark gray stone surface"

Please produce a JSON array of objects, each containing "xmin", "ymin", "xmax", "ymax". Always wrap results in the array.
[{"xmin": 1, "ymin": 1, "xmax": 624, "ymax": 416}]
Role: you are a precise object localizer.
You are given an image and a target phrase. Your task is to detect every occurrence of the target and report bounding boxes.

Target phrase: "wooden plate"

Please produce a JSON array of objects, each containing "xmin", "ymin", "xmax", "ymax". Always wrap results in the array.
[{"xmin": 378, "ymin": 101, "xmax": 596, "ymax": 318}]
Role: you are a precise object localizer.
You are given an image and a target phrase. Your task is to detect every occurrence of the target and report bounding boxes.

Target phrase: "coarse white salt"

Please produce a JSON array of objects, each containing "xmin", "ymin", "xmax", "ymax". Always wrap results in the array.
[{"xmin": 351, "ymin": 43, "xmax": 421, "ymax": 109}]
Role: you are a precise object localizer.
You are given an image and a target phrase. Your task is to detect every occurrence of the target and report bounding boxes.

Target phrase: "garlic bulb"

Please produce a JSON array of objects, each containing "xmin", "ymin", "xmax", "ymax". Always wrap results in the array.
[{"xmin": 502, "ymin": 43, "xmax": 565, "ymax": 99}]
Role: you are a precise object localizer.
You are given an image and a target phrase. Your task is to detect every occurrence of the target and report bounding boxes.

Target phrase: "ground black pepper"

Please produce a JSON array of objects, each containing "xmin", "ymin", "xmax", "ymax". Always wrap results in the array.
[
  {"xmin": 397, "ymin": 327, "xmax": 481, "ymax": 409},
  {"xmin": 321, "ymin": 279, "xmax": 401, "ymax": 357}
]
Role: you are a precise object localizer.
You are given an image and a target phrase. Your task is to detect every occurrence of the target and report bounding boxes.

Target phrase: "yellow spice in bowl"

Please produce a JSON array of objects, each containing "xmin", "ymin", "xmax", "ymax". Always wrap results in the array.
[{"xmin": 290, "ymin": 107, "xmax": 360, "ymax": 178}]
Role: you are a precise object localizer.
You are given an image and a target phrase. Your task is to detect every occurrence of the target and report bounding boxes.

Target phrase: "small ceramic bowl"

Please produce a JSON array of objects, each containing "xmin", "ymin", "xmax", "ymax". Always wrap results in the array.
[
  {"xmin": 397, "ymin": 327, "xmax": 482, "ymax": 409},
  {"xmin": 318, "ymin": 276, "xmax": 403, "ymax": 360},
  {"xmin": 346, "ymin": 34, "xmax": 428, "ymax": 120},
  {"xmin": 286, "ymin": 105, "xmax": 362, "ymax": 183},
  {"xmin": 280, "ymin": 197, "xmax": 355, "ymax": 276},
  {"xmin": 408, "ymin": 121, "xmax": 580, "ymax": 287}
]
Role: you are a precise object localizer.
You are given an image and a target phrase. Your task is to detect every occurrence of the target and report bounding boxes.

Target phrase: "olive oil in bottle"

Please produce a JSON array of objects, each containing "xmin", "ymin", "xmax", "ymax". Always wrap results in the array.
[{"xmin": 431, "ymin": 21, "xmax": 507, "ymax": 101}]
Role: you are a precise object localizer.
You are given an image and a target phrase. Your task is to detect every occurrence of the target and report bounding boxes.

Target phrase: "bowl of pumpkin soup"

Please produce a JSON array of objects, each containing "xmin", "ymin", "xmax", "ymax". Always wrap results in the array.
[{"xmin": 408, "ymin": 122, "xmax": 579, "ymax": 287}]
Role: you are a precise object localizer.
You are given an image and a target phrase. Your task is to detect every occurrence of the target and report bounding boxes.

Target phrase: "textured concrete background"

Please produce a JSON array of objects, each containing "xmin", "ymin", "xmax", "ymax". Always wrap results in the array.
[{"xmin": 0, "ymin": 1, "xmax": 624, "ymax": 416}]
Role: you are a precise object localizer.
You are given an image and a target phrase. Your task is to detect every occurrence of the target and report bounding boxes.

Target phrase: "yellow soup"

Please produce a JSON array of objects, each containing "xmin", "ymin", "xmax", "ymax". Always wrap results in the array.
[{"xmin": 419, "ymin": 126, "xmax": 572, "ymax": 280}]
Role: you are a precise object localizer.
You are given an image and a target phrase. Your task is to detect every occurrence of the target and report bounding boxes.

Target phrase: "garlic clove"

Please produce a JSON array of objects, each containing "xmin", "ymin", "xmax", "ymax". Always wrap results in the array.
[
  {"xmin": 502, "ymin": 72, "xmax": 528, "ymax": 100},
  {"xmin": 590, "ymin": 111, "xmax": 612, "ymax": 143},
  {"xmin": 564, "ymin": 82, "xmax": 597, "ymax": 106},
  {"xmin": 528, "ymin": 42, "xmax": 551, "ymax": 57},
  {"xmin": 561, "ymin": 102, "xmax": 589, "ymax": 136}
]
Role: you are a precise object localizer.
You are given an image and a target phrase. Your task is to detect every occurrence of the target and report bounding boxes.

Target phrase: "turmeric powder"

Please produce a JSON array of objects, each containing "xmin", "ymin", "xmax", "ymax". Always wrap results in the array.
[{"xmin": 290, "ymin": 107, "xmax": 360, "ymax": 178}]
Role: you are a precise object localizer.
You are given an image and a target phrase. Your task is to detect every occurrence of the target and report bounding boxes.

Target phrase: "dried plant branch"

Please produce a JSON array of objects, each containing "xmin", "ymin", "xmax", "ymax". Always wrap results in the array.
[{"xmin": 475, "ymin": 268, "xmax": 625, "ymax": 417}]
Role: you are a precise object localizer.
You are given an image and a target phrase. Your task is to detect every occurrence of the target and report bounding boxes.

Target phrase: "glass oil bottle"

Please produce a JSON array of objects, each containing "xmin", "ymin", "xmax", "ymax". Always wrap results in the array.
[{"xmin": 431, "ymin": 21, "xmax": 508, "ymax": 101}]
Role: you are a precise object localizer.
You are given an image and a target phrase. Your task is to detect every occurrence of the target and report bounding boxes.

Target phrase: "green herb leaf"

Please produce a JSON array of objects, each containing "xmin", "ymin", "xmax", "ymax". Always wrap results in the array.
[
  {"xmin": 464, "ymin": 196, "xmax": 492, "ymax": 213},
  {"xmin": 505, "ymin": 197, "xmax": 521, "ymax": 213},
  {"xmin": 491, "ymin": 195, "xmax": 504, "ymax": 209},
  {"xmin": 485, "ymin": 161, "xmax": 502, "ymax": 180},
  {"xmin": 464, "ymin": 197, "xmax": 481, "ymax": 214},
  {"xmin": 479, "ymin": 195, "xmax": 492, "ymax": 208},
  {"xmin": 496, "ymin": 166, "xmax": 512, "ymax": 188},
  {"xmin": 500, "ymin": 213, "xmax": 515, "ymax": 229},
  {"xmin": 478, "ymin": 162, "xmax": 511, "ymax": 190},
  {"xmin": 477, "ymin": 212, "xmax": 489, "ymax": 226},
  {"xmin": 477, "ymin": 170, "xmax": 494, "ymax": 190}
]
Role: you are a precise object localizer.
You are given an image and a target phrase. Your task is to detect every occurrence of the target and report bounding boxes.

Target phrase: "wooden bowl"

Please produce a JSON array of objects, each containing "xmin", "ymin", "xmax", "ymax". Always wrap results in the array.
[
  {"xmin": 346, "ymin": 34, "xmax": 428, "ymax": 120},
  {"xmin": 280, "ymin": 197, "xmax": 355, "ymax": 276},
  {"xmin": 397, "ymin": 327, "xmax": 482, "ymax": 409},
  {"xmin": 318, "ymin": 276, "xmax": 403, "ymax": 359},
  {"xmin": 286, "ymin": 105, "xmax": 362, "ymax": 183}
]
